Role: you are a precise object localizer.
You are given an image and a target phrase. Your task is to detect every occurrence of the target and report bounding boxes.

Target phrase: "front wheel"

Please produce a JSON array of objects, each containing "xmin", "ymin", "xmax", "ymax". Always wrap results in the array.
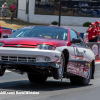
[
  {"xmin": 52, "ymin": 54, "xmax": 65, "ymax": 79},
  {"xmin": 0, "ymin": 66, "xmax": 6, "ymax": 76},
  {"xmin": 70, "ymin": 63, "xmax": 92, "ymax": 85}
]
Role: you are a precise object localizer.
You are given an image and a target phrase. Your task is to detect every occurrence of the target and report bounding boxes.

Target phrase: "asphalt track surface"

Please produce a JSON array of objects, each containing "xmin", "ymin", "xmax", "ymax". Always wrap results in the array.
[{"xmin": 0, "ymin": 64, "xmax": 100, "ymax": 100}]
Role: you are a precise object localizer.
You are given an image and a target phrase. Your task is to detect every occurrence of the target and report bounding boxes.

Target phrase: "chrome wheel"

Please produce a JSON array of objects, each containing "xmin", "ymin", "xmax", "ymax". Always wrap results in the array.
[
  {"xmin": 52, "ymin": 54, "xmax": 65, "ymax": 79},
  {"xmin": 59, "ymin": 56, "xmax": 64, "ymax": 77}
]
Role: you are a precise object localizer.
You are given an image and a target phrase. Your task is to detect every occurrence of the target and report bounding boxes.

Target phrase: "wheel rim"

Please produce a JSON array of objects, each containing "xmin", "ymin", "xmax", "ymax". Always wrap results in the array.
[
  {"xmin": 59, "ymin": 56, "xmax": 64, "ymax": 76},
  {"xmin": 86, "ymin": 70, "xmax": 90, "ymax": 79}
]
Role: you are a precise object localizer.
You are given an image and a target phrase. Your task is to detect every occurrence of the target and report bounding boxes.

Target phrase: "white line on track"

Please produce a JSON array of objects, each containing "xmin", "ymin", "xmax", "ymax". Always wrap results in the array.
[
  {"xmin": 95, "ymin": 62, "xmax": 100, "ymax": 64},
  {"xmin": 6, "ymin": 70, "xmax": 11, "ymax": 72}
]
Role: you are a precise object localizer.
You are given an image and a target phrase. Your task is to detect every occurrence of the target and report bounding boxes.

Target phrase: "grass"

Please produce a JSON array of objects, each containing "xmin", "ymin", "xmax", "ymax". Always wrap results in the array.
[{"xmin": 0, "ymin": 18, "xmax": 49, "ymax": 30}]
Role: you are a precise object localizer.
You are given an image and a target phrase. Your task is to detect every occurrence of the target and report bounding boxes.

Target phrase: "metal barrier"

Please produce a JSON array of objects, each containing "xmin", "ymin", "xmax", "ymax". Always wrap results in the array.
[{"xmin": 86, "ymin": 43, "xmax": 100, "ymax": 60}]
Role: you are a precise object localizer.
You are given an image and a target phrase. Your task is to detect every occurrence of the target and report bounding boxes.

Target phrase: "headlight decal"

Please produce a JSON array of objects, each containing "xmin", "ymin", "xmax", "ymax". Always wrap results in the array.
[
  {"xmin": 37, "ymin": 44, "xmax": 56, "ymax": 50},
  {"xmin": 0, "ymin": 43, "xmax": 4, "ymax": 47}
]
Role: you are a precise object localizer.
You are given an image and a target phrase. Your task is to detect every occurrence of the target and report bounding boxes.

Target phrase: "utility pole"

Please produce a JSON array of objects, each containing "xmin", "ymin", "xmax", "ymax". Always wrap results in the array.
[
  {"xmin": 16, "ymin": 0, "xmax": 18, "ymax": 18},
  {"xmin": 58, "ymin": 0, "xmax": 61, "ymax": 26}
]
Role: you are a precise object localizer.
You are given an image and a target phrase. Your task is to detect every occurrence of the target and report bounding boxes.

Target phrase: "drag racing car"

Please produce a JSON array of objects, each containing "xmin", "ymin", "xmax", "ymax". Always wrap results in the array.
[{"xmin": 0, "ymin": 26, "xmax": 95, "ymax": 85}]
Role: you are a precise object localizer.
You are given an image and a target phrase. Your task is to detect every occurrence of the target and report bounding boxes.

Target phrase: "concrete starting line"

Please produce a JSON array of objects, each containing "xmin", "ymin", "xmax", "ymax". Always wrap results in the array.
[{"xmin": 5, "ymin": 61, "xmax": 100, "ymax": 73}]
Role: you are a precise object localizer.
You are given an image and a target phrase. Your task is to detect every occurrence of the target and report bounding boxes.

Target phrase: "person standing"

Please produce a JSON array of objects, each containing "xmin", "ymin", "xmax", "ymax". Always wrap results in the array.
[
  {"xmin": 95, "ymin": 20, "xmax": 99, "ymax": 30},
  {"xmin": 86, "ymin": 23, "xmax": 98, "ymax": 42},
  {"xmin": 95, "ymin": 20, "xmax": 100, "ymax": 42},
  {"xmin": 10, "ymin": 2, "xmax": 17, "ymax": 21},
  {"xmin": 1, "ymin": 2, "xmax": 8, "ymax": 20}
]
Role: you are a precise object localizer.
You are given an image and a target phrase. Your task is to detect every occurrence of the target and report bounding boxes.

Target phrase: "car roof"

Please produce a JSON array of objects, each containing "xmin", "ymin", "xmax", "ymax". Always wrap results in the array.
[{"xmin": 22, "ymin": 26, "xmax": 70, "ymax": 30}]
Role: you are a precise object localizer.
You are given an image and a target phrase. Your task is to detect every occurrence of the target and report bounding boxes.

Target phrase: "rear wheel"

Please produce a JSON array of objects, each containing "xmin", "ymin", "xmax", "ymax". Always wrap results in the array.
[
  {"xmin": 27, "ymin": 74, "xmax": 48, "ymax": 83},
  {"xmin": 0, "ymin": 66, "xmax": 6, "ymax": 76},
  {"xmin": 70, "ymin": 63, "xmax": 92, "ymax": 85},
  {"xmin": 52, "ymin": 54, "xmax": 65, "ymax": 79}
]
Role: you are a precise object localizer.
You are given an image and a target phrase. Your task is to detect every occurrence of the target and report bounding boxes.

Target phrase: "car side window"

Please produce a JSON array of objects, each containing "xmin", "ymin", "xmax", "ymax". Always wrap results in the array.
[
  {"xmin": 71, "ymin": 30, "xmax": 87, "ymax": 47},
  {"xmin": 78, "ymin": 35, "xmax": 87, "ymax": 48},
  {"xmin": 70, "ymin": 30, "xmax": 83, "ymax": 46},
  {"xmin": 70, "ymin": 30, "xmax": 78, "ymax": 40}
]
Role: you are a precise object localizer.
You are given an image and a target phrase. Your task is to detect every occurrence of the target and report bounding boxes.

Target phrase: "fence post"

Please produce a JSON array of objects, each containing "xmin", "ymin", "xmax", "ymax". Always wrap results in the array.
[
  {"xmin": 27, "ymin": 9, "xmax": 29, "ymax": 24},
  {"xmin": 58, "ymin": 0, "xmax": 61, "ymax": 26},
  {"xmin": 0, "ymin": 7, "xmax": 1, "ymax": 20}
]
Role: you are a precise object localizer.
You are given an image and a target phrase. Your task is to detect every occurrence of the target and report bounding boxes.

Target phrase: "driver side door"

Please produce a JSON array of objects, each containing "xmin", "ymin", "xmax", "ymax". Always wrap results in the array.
[{"xmin": 70, "ymin": 30, "xmax": 87, "ymax": 61}]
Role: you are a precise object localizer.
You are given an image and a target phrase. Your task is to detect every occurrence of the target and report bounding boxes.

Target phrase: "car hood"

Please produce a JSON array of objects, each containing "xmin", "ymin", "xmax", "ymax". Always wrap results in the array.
[{"xmin": 0, "ymin": 37, "xmax": 67, "ymax": 47}]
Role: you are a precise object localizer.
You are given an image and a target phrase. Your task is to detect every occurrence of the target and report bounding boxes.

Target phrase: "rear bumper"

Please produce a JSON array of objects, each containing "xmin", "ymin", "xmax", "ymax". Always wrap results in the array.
[{"xmin": 0, "ymin": 61, "xmax": 60, "ymax": 69}]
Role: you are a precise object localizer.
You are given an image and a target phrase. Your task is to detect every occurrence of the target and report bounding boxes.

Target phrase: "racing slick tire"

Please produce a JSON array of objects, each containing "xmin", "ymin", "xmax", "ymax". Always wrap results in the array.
[
  {"xmin": 52, "ymin": 54, "xmax": 65, "ymax": 79},
  {"xmin": 70, "ymin": 63, "xmax": 92, "ymax": 85},
  {"xmin": 27, "ymin": 74, "xmax": 48, "ymax": 83},
  {"xmin": 0, "ymin": 66, "xmax": 6, "ymax": 76}
]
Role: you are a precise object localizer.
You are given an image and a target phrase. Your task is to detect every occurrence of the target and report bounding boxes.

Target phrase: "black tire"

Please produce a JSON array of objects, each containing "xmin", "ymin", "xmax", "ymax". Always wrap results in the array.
[
  {"xmin": 27, "ymin": 74, "xmax": 47, "ymax": 83},
  {"xmin": 70, "ymin": 63, "xmax": 92, "ymax": 85},
  {"xmin": 52, "ymin": 54, "xmax": 65, "ymax": 79},
  {"xmin": 0, "ymin": 66, "xmax": 6, "ymax": 76}
]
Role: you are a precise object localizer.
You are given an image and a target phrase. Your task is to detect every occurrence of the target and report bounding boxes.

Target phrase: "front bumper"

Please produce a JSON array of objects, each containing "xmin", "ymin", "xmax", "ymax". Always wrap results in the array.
[
  {"xmin": 0, "ymin": 61, "xmax": 60, "ymax": 69},
  {"xmin": 0, "ymin": 47, "xmax": 61, "ymax": 62}
]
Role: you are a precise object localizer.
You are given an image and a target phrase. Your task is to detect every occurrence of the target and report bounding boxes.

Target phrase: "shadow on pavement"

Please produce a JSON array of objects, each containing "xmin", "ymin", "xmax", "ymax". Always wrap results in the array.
[{"xmin": 0, "ymin": 79, "xmax": 92, "ymax": 91}]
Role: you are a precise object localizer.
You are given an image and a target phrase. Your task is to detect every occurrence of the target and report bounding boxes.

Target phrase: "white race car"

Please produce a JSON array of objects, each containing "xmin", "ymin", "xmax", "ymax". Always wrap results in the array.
[{"xmin": 0, "ymin": 26, "xmax": 95, "ymax": 85}]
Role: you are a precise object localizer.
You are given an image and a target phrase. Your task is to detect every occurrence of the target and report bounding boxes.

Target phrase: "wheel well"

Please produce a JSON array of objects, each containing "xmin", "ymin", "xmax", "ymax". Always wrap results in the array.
[
  {"xmin": 62, "ymin": 49, "xmax": 69, "ymax": 72},
  {"xmin": 91, "ymin": 60, "xmax": 95, "ymax": 79}
]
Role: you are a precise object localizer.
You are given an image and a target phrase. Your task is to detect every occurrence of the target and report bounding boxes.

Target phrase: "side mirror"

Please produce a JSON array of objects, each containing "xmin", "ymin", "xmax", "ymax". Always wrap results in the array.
[
  {"xmin": 3, "ymin": 35, "xmax": 9, "ymax": 38},
  {"xmin": 71, "ymin": 38, "xmax": 81, "ymax": 43}
]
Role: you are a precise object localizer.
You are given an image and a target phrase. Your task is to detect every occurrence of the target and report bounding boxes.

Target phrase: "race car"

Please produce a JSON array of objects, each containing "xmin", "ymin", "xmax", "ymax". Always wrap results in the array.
[{"xmin": 0, "ymin": 26, "xmax": 95, "ymax": 85}]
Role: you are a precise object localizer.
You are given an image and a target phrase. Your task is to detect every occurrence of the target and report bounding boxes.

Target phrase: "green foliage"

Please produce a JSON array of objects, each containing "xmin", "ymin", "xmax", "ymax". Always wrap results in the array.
[
  {"xmin": 83, "ymin": 22, "xmax": 91, "ymax": 27},
  {"xmin": 51, "ymin": 21, "xmax": 58, "ymax": 25}
]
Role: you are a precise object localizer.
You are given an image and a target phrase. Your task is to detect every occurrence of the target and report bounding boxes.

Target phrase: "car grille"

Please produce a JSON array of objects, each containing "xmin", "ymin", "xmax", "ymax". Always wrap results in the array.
[
  {"xmin": 1, "ymin": 56, "xmax": 36, "ymax": 62},
  {"xmin": 3, "ymin": 45, "xmax": 37, "ymax": 48}
]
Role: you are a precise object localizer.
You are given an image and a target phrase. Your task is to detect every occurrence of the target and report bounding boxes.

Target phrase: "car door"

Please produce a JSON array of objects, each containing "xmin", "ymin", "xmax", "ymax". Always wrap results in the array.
[
  {"xmin": 67, "ymin": 30, "xmax": 94, "ymax": 78},
  {"xmin": 70, "ymin": 30, "xmax": 89, "ymax": 62}
]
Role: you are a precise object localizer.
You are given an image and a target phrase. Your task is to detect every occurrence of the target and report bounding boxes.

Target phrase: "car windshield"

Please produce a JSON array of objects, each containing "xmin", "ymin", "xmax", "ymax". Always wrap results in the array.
[{"xmin": 10, "ymin": 26, "xmax": 68, "ymax": 40}]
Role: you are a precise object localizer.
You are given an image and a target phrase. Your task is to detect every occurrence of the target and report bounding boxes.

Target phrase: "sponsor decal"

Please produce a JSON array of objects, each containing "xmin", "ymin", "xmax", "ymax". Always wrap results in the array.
[
  {"xmin": 79, "ymin": 68, "xmax": 83, "ymax": 72},
  {"xmin": 79, "ymin": 72, "xmax": 82, "ymax": 76},
  {"xmin": 67, "ymin": 60, "xmax": 90, "ymax": 78},
  {"xmin": 87, "ymin": 63, "xmax": 90, "ymax": 67},
  {"xmin": 67, "ymin": 69, "xmax": 70, "ymax": 72},
  {"xmin": 75, "ymin": 63, "xmax": 78, "ymax": 66},
  {"xmin": 75, "ymin": 48, "xmax": 84, "ymax": 59},
  {"xmin": 78, "ymin": 63, "xmax": 81, "ymax": 67},
  {"xmin": 82, "ymin": 74, "xmax": 85, "ymax": 77},
  {"xmin": 67, "ymin": 65, "xmax": 70, "ymax": 68},
  {"xmin": 81, "ymin": 64, "xmax": 84, "ymax": 68},
  {"xmin": 76, "ymin": 71, "xmax": 79, "ymax": 75},
  {"xmin": 92, "ymin": 44, "xmax": 98, "ymax": 56},
  {"xmin": 85, "ymin": 63, "xmax": 88, "ymax": 66},
  {"xmin": 69, "ymin": 62, "xmax": 72, "ymax": 65},
  {"xmin": 99, "ymin": 45, "xmax": 100, "ymax": 57}
]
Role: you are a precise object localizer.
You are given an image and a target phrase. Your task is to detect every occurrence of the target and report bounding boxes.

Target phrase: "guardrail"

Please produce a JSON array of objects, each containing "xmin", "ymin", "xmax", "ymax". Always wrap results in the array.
[{"xmin": 80, "ymin": 33, "xmax": 100, "ymax": 60}]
